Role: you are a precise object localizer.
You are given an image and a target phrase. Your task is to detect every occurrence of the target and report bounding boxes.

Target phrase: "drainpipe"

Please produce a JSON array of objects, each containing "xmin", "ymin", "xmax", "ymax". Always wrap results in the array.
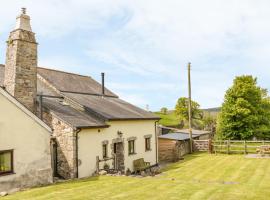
[
  {"xmin": 75, "ymin": 128, "xmax": 82, "ymax": 178},
  {"xmin": 155, "ymin": 121, "xmax": 158, "ymax": 166}
]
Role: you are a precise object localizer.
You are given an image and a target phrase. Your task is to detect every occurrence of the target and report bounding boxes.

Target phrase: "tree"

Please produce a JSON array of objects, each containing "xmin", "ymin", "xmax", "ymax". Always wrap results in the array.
[
  {"xmin": 217, "ymin": 75, "xmax": 270, "ymax": 140},
  {"xmin": 175, "ymin": 97, "xmax": 202, "ymax": 123},
  {"xmin": 160, "ymin": 107, "xmax": 168, "ymax": 115},
  {"xmin": 202, "ymin": 113, "xmax": 217, "ymax": 132}
]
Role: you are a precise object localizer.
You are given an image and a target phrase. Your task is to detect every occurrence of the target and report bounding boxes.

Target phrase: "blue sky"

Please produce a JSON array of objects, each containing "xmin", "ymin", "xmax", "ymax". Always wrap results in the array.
[{"xmin": 1, "ymin": 0, "xmax": 270, "ymax": 111}]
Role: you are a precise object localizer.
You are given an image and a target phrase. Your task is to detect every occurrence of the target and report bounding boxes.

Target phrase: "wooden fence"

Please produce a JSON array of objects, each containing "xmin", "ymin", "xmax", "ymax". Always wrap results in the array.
[
  {"xmin": 193, "ymin": 140, "xmax": 212, "ymax": 152},
  {"xmin": 213, "ymin": 140, "xmax": 270, "ymax": 154}
]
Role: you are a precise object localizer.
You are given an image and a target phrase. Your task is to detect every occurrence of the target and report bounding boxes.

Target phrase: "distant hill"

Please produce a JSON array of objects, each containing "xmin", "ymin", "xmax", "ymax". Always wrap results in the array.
[
  {"xmin": 155, "ymin": 107, "xmax": 221, "ymax": 128},
  {"xmin": 201, "ymin": 107, "xmax": 221, "ymax": 117},
  {"xmin": 202, "ymin": 107, "xmax": 221, "ymax": 113},
  {"xmin": 154, "ymin": 111, "xmax": 180, "ymax": 127}
]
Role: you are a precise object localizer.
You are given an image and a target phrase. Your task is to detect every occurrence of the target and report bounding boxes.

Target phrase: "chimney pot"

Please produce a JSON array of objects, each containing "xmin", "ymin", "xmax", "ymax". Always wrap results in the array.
[{"xmin": 21, "ymin": 7, "xmax": 26, "ymax": 14}]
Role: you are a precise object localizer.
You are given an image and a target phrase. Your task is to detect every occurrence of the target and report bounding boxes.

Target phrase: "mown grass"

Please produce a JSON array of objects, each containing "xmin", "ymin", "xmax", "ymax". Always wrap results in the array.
[{"xmin": 4, "ymin": 153, "xmax": 270, "ymax": 200}]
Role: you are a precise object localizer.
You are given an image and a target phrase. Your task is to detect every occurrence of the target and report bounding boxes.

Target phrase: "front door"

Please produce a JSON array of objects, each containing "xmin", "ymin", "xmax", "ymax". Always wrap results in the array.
[
  {"xmin": 113, "ymin": 142, "xmax": 124, "ymax": 172},
  {"xmin": 52, "ymin": 142, "xmax": 58, "ymax": 177}
]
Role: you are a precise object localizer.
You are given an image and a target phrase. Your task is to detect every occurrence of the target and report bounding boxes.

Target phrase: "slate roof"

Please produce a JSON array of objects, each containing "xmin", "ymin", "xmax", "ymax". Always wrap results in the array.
[
  {"xmin": 158, "ymin": 132, "xmax": 200, "ymax": 141},
  {"xmin": 42, "ymin": 98, "xmax": 108, "ymax": 128},
  {"xmin": 37, "ymin": 67, "xmax": 118, "ymax": 97},
  {"xmin": 63, "ymin": 92, "xmax": 158, "ymax": 120},
  {"xmin": 0, "ymin": 65, "xmax": 159, "ymax": 128}
]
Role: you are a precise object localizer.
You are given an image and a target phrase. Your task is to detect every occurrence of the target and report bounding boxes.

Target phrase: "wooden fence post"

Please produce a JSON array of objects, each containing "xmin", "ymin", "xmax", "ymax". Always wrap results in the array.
[
  {"xmin": 244, "ymin": 140, "xmax": 247, "ymax": 154},
  {"xmin": 227, "ymin": 140, "xmax": 230, "ymax": 154},
  {"xmin": 214, "ymin": 141, "xmax": 217, "ymax": 154},
  {"xmin": 208, "ymin": 139, "xmax": 213, "ymax": 154}
]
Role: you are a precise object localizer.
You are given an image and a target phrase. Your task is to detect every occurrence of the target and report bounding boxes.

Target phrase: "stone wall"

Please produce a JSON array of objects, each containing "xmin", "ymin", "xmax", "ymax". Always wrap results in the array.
[
  {"xmin": 4, "ymin": 29, "xmax": 37, "ymax": 113},
  {"xmin": 175, "ymin": 140, "xmax": 191, "ymax": 157},
  {"xmin": 42, "ymin": 111, "xmax": 77, "ymax": 179}
]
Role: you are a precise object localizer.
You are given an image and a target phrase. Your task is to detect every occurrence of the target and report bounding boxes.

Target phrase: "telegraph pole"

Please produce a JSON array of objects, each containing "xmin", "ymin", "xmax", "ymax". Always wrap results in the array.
[{"xmin": 188, "ymin": 62, "xmax": 193, "ymax": 153}]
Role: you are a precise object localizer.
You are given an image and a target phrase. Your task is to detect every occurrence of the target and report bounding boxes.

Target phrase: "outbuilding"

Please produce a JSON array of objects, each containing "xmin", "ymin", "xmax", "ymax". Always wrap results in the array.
[{"xmin": 158, "ymin": 132, "xmax": 200, "ymax": 162}]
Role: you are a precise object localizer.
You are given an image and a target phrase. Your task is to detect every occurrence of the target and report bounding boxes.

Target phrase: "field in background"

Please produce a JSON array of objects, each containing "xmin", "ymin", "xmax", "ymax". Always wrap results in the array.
[
  {"xmin": 155, "ymin": 107, "xmax": 220, "ymax": 128},
  {"xmin": 155, "ymin": 111, "xmax": 180, "ymax": 127},
  {"xmin": 4, "ymin": 153, "xmax": 270, "ymax": 200}
]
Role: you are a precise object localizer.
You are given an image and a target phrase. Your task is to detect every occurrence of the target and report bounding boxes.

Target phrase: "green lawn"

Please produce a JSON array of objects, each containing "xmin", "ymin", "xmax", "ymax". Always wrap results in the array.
[
  {"xmin": 155, "ymin": 111, "xmax": 180, "ymax": 127},
  {"xmin": 155, "ymin": 111, "xmax": 204, "ymax": 128},
  {"xmin": 4, "ymin": 153, "xmax": 270, "ymax": 200}
]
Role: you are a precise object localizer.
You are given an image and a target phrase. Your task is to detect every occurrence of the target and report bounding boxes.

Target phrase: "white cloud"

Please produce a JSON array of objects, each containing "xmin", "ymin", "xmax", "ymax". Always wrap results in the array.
[
  {"xmin": 117, "ymin": 93, "xmax": 148, "ymax": 109},
  {"xmin": 1, "ymin": 0, "xmax": 270, "ymax": 110}
]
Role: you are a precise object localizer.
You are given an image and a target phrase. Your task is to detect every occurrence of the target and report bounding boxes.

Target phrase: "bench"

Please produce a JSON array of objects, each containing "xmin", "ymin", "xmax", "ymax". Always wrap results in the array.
[
  {"xmin": 133, "ymin": 158, "xmax": 150, "ymax": 173},
  {"xmin": 256, "ymin": 145, "xmax": 270, "ymax": 155}
]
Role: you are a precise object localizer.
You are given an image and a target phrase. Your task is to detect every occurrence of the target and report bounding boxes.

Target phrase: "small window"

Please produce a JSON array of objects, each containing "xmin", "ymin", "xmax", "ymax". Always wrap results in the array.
[
  {"xmin": 0, "ymin": 150, "xmax": 13, "ymax": 175},
  {"xmin": 102, "ymin": 144, "xmax": 108, "ymax": 158},
  {"xmin": 145, "ymin": 138, "xmax": 151, "ymax": 151},
  {"xmin": 113, "ymin": 143, "xmax": 117, "ymax": 154},
  {"xmin": 128, "ymin": 140, "xmax": 135, "ymax": 155}
]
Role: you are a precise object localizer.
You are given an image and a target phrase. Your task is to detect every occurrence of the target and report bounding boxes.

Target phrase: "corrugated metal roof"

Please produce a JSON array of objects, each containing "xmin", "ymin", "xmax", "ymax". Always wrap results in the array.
[{"xmin": 158, "ymin": 132, "xmax": 200, "ymax": 141}]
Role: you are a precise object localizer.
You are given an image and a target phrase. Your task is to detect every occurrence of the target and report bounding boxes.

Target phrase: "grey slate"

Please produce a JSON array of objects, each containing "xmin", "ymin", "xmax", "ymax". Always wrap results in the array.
[
  {"xmin": 42, "ymin": 98, "xmax": 108, "ymax": 128},
  {"xmin": 63, "ymin": 92, "xmax": 159, "ymax": 120},
  {"xmin": 0, "ymin": 65, "xmax": 159, "ymax": 128},
  {"xmin": 37, "ymin": 67, "xmax": 118, "ymax": 97}
]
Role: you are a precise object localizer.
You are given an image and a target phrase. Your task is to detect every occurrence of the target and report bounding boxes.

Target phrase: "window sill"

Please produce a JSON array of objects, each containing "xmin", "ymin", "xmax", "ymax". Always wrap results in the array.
[
  {"xmin": 145, "ymin": 149, "xmax": 152, "ymax": 152},
  {"xmin": 128, "ymin": 153, "xmax": 137, "ymax": 156},
  {"xmin": 0, "ymin": 172, "xmax": 15, "ymax": 177}
]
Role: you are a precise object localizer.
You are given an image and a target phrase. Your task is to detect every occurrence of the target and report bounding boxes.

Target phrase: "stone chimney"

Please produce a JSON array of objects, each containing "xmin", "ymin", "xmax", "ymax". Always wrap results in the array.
[{"xmin": 4, "ymin": 8, "xmax": 37, "ymax": 113}]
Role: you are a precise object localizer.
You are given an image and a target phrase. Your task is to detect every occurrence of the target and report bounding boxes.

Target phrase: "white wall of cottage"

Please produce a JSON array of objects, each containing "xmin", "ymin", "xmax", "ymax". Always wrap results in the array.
[{"xmin": 78, "ymin": 120, "xmax": 157, "ymax": 178}]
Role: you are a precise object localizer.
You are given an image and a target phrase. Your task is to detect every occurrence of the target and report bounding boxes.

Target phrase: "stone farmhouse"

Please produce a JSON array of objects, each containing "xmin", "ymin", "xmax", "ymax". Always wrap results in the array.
[{"xmin": 0, "ymin": 8, "xmax": 159, "ymax": 191}]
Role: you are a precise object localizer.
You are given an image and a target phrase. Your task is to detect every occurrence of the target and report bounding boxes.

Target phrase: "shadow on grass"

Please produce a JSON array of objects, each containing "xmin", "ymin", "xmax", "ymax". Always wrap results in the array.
[
  {"xmin": 28, "ymin": 176, "xmax": 101, "ymax": 191},
  {"xmin": 54, "ymin": 176, "xmax": 101, "ymax": 188},
  {"xmin": 2, "ymin": 176, "xmax": 101, "ymax": 199}
]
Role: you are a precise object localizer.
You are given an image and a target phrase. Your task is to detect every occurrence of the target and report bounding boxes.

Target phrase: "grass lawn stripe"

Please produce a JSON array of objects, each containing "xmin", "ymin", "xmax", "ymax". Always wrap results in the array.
[{"xmin": 4, "ymin": 153, "xmax": 270, "ymax": 200}]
